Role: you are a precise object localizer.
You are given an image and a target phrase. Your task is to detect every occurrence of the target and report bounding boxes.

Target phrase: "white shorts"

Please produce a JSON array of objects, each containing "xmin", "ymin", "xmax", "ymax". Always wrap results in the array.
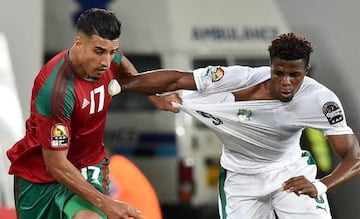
[{"xmin": 218, "ymin": 151, "xmax": 332, "ymax": 219}]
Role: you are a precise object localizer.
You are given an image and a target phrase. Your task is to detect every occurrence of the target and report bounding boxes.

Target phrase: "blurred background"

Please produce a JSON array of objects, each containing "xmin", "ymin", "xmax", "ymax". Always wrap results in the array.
[{"xmin": 1, "ymin": 0, "xmax": 360, "ymax": 218}]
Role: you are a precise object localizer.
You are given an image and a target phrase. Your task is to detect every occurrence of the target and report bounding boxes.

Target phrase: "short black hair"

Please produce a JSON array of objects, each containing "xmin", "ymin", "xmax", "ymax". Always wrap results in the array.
[
  {"xmin": 76, "ymin": 8, "xmax": 121, "ymax": 40},
  {"xmin": 268, "ymin": 32, "xmax": 314, "ymax": 66}
]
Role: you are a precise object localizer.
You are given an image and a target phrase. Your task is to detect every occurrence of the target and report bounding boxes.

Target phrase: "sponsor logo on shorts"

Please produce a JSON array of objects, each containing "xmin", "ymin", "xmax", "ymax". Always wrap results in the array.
[
  {"xmin": 322, "ymin": 101, "xmax": 344, "ymax": 125},
  {"xmin": 51, "ymin": 123, "xmax": 69, "ymax": 148},
  {"xmin": 315, "ymin": 196, "xmax": 325, "ymax": 204},
  {"xmin": 315, "ymin": 195, "xmax": 328, "ymax": 212}
]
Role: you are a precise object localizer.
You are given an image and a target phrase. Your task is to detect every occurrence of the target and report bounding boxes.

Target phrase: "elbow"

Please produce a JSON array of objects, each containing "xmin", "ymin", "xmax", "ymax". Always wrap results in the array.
[
  {"xmin": 43, "ymin": 157, "xmax": 69, "ymax": 182},
  {"xmin": 42, "ymin": 148, "xmax": 71, "ymax": 182},
  {"xmin": 354, "ymin": 154, "xmax": 360, "ymax": 177},
  {"xmin": 44, "ymin": 161, "xmax": 61, "ymax": 179},
  {"xmin": 348, "ymin": 149, "xmax": 360, "ymax": 177},
  {"xmin": 347, "ymin": 137, "xmax": 360, "ymax": 176}
]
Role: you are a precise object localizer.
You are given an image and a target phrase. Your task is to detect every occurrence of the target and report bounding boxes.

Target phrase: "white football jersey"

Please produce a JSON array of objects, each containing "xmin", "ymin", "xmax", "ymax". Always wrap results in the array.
[{"xmin": 174, "ymin": 65, "xmax": 353, "ymax": 174}]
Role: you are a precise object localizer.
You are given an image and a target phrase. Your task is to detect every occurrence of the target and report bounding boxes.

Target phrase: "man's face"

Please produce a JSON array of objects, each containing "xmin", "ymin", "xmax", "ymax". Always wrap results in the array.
[
  {"xmin": 76, "ymin": 34, "xmax": 119, "ymax": 79},
  {"xmin": 270, "ymin": 57, "xmax": 309, "ymax": 102}
]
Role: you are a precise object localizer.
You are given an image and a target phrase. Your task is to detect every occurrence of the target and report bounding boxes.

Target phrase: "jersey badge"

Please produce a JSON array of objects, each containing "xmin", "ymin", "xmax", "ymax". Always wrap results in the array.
[
  {"xmin": 108, "ymin": 79, "xmax": 121, "ymax": 96},
  {"xmin": 51, "ymin": 123, "xmax": 69, "ymax": 148},
  {"xmin": 322, "ymin": 101, "xmax": 344, "ymax": 125},
  {"xmin": 210, "ymin": 66, "xmax": 224, "ymax": 82},
  {"xmin": 237, "ymin": 109, "xmax": 252, "ymax": 122}
]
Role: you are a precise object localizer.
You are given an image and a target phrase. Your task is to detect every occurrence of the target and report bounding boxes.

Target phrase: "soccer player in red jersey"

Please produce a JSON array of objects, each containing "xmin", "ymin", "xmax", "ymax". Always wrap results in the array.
[{"xmin": 6, "ymin": 8, "xmax": 179, "ymax": 219}]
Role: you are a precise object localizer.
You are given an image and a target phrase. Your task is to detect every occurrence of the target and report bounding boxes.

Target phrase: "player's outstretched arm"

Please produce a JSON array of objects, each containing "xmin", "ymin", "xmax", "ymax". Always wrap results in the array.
[{"xmin": 116, "ymin": 69, "xmax": 197, "ymax": 95}]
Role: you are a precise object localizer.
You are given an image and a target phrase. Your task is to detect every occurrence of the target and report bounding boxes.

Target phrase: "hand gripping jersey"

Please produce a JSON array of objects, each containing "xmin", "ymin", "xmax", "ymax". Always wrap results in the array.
[
  {"xmin": 174, "ymin": 66, "xmax": 353, "ymax": 174},
  {"xmin": 7, "ymin": 50, "xmax": 123, "ymax": 182}
]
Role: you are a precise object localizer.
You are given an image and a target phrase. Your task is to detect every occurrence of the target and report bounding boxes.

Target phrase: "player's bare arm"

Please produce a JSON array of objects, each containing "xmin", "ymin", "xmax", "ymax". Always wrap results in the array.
[
  {"xmin": 117, "ymin": 69, "xmax": 197, "ymax": 95},
  {"xmin": 283, "ymin": 134, "xmax": 360, "ymax": 198},
  {"xmin": 115, "ymin": 69, "xmax": 195, "ymax": 112},
  {"xmin": 42, "ymin": 148, "xmax": 143, "ymax": 219},
  {"xmin": 115, "ymin": 55, "xmax": 185, "ymax": 112}
]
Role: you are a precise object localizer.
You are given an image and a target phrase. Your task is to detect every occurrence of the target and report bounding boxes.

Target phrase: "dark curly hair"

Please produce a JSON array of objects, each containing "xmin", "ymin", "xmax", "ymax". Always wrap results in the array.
[
  {"xmin": 268, "ymin": 32, "xmax": 314, "ymax": 66},
  {"xmin": 76, "ymin": 8, "xmax": 121, "ymax": 40}
]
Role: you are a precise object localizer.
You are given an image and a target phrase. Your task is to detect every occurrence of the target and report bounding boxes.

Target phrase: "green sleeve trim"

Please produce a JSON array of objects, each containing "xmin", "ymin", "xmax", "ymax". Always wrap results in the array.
[{"xmin": 112, "ymin": 51, "xmax": 122, "ymax": 65}]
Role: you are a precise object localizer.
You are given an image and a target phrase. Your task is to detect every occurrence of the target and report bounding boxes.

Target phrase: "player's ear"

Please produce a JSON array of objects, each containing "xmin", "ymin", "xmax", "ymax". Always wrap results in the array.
[{"xmin": 74, "ymin": 35, "xmax": 83, "ymax": 50}]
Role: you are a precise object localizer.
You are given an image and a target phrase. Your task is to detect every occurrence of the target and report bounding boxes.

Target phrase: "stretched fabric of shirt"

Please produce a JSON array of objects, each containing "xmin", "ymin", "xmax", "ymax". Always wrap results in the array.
[{"xmin": 173, "ymin": 65, "xmax": 353, "ymax": 174}]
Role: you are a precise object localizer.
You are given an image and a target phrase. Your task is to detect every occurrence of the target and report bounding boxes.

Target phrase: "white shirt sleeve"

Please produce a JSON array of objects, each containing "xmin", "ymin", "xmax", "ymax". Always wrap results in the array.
[
  {"xmin": 294, "ymin": 83, "xmax": 353, "ymax": 136},
  {"xmin": 193, "ymin": 65, "xmax": 270, "ymax": 93},
  {"xmin": 317, "ymin": 89, "xmax": 353, "ymax": 136}
]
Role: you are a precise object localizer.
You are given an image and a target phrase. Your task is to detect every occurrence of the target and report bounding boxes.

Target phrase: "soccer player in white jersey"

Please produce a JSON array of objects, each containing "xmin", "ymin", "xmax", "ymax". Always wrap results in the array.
[{"xmin": 117, "ymin": 32, "xmax": 360, "ymax": 219}]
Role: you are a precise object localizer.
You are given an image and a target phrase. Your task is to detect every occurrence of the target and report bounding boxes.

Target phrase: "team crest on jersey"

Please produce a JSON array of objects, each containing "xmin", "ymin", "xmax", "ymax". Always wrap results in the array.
[
  {"xmin": 209, "ymin": 66, "xmax": 224, "ymax": 82},
  {"xmin": 108, "ymin": 79, "xmax": 121, "ymax": 96},
  {"xmin": 237, "ymin": 109, "xmax": 252, "ymax": 122},
  {"xmin": 51, "ymin": 123, "xmax": 69, "ymax": 148},
  {"xmin": 322, "ymin": 101, "xmax": 344, "ymax": 125}
]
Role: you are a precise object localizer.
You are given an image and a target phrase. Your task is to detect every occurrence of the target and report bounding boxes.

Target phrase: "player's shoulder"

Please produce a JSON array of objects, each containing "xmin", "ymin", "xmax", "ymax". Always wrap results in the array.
[
  {"xmin": 34, "ymin": 50, "xmax": 76, "ymax": 117},
  {"xmin": 223, "ymin": 65, "xmax": 270, "ymax": 74},
  {"xmin": 300, "ymin": 77, "xmax": 335, "ymax": 96},
  {"xmin": 296, "ymin": 77, "xmax": 339, "ymax": 105},
  {"xmin": 43, "ymin": 50, "xmax": 68, "ymax": 69},
  {"xmin": 222, "ymin": 65, "xmax": 270, "ymax": 82},
  {"xmin": 248, "ymin": 66, "xmax": 270, "ymax": 80},
  {"xmin": 37, "ymin": 50, "xmax": 71, "ymax": 82}
]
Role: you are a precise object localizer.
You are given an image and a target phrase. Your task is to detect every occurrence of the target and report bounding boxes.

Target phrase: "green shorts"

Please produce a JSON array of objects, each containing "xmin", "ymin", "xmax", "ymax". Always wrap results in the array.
[{"xmin": 15, "ymin": 159, "xmax": 109, "ymax": 219}]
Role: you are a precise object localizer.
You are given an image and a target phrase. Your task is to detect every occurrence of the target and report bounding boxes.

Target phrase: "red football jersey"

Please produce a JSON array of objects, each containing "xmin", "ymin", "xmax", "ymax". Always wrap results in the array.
[{"xmin": 7, "ymin": 50, "xmax": 122, "ymax": 183}]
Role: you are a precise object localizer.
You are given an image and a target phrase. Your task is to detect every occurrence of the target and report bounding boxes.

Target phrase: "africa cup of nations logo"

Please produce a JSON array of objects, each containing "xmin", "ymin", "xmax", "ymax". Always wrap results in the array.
[
  {"xmin": 51, "ymin": 123, "xmax": 69, "ymax": 148},
  {"xmin": 210, "ymin": 66, "xmax": 224, "ymax": 82}
]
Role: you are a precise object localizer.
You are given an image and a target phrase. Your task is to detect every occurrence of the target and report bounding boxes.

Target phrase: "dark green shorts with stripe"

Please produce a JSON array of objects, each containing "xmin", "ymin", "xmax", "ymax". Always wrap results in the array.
[{"xmin": 15, "ymin": 159, "xmax": 109, "ymax": 219}]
